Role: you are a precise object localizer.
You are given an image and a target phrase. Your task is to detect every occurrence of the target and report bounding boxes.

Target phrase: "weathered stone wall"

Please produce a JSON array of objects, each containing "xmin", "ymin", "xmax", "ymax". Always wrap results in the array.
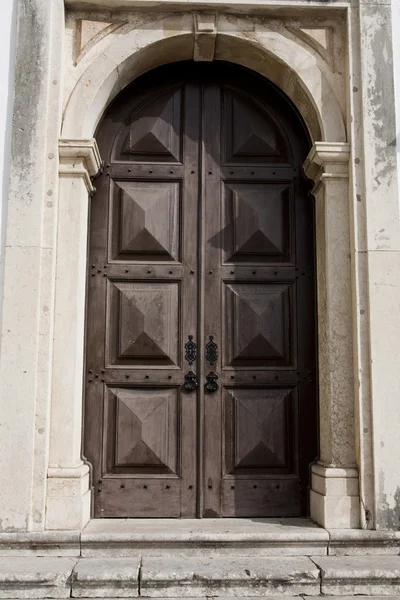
[
  {"xmin": 394, "ymin": 0, "xmax": 400, "ymax": 191},
  {"xmin": 0, "ymin": 0, "xmax": 399, "ymax": 532},
  {"xmin": 0, "ymin": 0, "xmax": 16, "ymax": 333},
  {"xmin": 0, "ymin": 0, "xmax": 64, "ymax": 531}
]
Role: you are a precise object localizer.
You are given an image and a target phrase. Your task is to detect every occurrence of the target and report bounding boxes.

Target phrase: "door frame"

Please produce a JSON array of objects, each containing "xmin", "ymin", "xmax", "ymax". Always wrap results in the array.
[
  {"xmin": 55, "ymin": 35, "xmax": 358, "ymax": 527},
  {"xmin": 2, "ymin": 6, "xmax": 372, "ymax": 532}
]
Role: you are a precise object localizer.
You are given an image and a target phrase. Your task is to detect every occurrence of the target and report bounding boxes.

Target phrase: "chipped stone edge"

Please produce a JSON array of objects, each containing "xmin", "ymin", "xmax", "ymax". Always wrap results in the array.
[
  {"xmin": 0, "ymin": 532, "xmax": 81, "ymax": 557},
  {"xmin": 327, "ymin": 529, "xmax": 400, "ymax": 555},
  {"xmin": 0, "ymin": 558, "xmax": 79, "ymax": 599}
]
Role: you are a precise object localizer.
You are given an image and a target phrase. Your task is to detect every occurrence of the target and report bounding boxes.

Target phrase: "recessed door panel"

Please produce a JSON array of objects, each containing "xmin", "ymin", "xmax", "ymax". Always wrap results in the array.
[
  {"xmin": 110, "ymin": 180, "xmax": 181, "ymax": 262},
  {"xmin": 224, "ymin": 282, "xmax": 293, "ymax": 367},
  {"xmin": 107, "ymin": 281, "xmax": 180, "ymax": 366},
  {"xmin": 104, "ymin": 386, "xmax": 179, "ymax": 475},
  {"xmin": 224, "ymin": 387, "xmax": 294, "ymax": 474},
  {"xmin": 114, "ymin": 87, "xmax": 183, "ymax": 162},
  {"xmin": 222, "ymin": 182, "xmax": 292, "ymax": 264},
  {"xmin": 222, "ymin": 89, "xmax": 290, "ymax": 164}
]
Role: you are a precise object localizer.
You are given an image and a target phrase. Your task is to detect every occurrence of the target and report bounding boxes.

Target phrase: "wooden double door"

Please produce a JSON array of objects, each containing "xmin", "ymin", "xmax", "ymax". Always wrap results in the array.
[{"xmin": 84, "ymin": 62, "xmax": 317, "ymax": 518}]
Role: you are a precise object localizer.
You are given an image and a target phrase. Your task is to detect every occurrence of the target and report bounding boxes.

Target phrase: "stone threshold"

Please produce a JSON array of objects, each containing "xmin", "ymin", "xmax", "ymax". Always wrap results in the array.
[
  {"xmin": 80, "ymin": 518, "xmax": 328, "ymax": 557},
  {"xmin": 1, "ymin": 556, "xmax": 400, "ymax": 597},
  {"xmin": 0, "ymin": 518, "xmax": 400, "ymax": 557}
]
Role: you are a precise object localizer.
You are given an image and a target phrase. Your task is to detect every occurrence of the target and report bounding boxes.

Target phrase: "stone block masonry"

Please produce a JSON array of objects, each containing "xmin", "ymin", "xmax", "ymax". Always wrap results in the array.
[{"xmin": 0, "ymin": 555, "xmax": 400, "ymax": 597}]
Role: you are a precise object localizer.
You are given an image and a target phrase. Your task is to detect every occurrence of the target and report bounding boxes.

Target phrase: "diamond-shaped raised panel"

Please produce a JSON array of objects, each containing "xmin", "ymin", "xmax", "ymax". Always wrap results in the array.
[
  {"xmin": 108, "ymin": 282, "xmax": 179, "ymax": 366},
  {"xmin": 111, "ymin": 181, "xmax": 180, "ymax": 262},
  {"xmin": 223, "ymin": 90, "xmax": 289, "ymax": 164},
  {"xmin": 224, "ymin": 387, "xmax": 292, "ymax": 473},
  {"xmin": 223, "ymin": 182, "xmax": 291, "ymax": 263},
  {"xmin": 108, "ymin": 387, "xmax": 178, "ymax": 474},
  {"xmin": 115, "ymin": 88, "xmax": 182, "ymax": 162},
  {"xmin": 225, "ymin": 283, "xmax": 292, "ymax": 367}
]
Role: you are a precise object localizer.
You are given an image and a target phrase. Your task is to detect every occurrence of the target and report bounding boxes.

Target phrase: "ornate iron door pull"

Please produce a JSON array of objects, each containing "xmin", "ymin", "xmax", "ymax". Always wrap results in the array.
[
  {"xmin": 205, "ymin": 371, "xmax": 219, "ymax": 393},
  {"xmin": 184, "ymin": 335, "xmax": 197, "ymax": 366},
  {"xmin": 205, "ymin": 335, "xmax": 218, "ymax": 366},
  {"xmin": 183, "ymin": 371, "xmax": 198, "ymax": 392}
]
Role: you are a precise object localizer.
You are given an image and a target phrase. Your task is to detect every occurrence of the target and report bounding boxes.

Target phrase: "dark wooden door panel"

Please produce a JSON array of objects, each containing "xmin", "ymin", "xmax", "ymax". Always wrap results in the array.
[
  {"xmin": 110, "ymin": 180, "xmax": 181, "ymax": 262},
  {"xmin": 104, "ymin": 386, "xmax": 179, "ymax": 475},
  {"xmin": 84, "ymin": 62, "xmax": 317, "ymax": 519},
  {"xmin": 221, "ymin": 479, "xmax": 301, "ymax": 517},
  {"xmin": 222, "ymin": 88, "xmax": 290, "ymax": 164},
  {"xmin": 222, "ymin": 181, "xmax": 293, "ymax": 264},
  {"xmin": 85, "ymin": 73, "xmax": 200, "ymax": 518},
  {"xmin": 107, "ymin": 280, "xmax": 180, "ymax": 366},
  {"xmin": 114, "ymin": 87, "xmax": 182, "ymax": 162},
  {"xmin": 224, "ymin": 387, "xmax": 295, "ymax": 474},
  {"xmin": 224, "ymin": 282, "xmax": 293, "ymax": 368},
  {"xmin": 202, "ymin": 71, "xmax": 316, "ymax": 518}
]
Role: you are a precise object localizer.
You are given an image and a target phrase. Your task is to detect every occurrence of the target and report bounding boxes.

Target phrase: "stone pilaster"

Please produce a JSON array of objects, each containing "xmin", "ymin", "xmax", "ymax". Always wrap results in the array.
[
  {"xmin": 45, "ymin": 139, "xmax": 101, "ymax": 530},
  {"xmin": 304, "ymin": 142, "xmax": 360, "ymax": 529}
]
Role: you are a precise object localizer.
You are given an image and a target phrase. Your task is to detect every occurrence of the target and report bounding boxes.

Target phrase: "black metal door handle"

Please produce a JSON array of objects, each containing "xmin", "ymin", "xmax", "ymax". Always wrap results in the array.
[
  {"xmin": 205, "ymin": 371, "xmax": 219, "ymax": 393},
  {"xmin": 205, "ymin": 335, "xmax": 218, "ymax": 366},
  {"xmin": 183, "ymin": 371, "xmax": 198, "ymax": 392},
  {"xmin": 185, "ymin": 335, "xmax": 197, "ymax": 366}
]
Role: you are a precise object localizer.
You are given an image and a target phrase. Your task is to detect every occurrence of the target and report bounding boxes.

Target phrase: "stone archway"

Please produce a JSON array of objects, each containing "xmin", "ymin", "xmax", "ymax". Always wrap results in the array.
[
  {"xmin": 47, "ymin": 15, "xmax": 358, "ymax": 530},
  {"xmin": 61, "ymin": 15, "xmax": 344, "ymax": 143}
]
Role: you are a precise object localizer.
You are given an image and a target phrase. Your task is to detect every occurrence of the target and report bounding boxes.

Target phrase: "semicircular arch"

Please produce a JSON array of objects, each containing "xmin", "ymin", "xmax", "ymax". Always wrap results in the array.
[{"xmin": 62, "ymin": 16, "xmax": 346, "ymax": 143}]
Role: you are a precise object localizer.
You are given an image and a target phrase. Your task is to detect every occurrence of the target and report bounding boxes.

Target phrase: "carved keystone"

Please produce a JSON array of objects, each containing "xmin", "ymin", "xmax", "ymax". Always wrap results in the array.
[{"xmin": 193, "ymin": 13, "xmax": 217, "ymax": 62}]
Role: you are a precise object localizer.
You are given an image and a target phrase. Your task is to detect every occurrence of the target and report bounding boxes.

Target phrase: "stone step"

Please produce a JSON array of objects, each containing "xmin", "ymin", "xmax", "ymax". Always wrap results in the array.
[
  {"xmin": 0, "ymin": 555, "xmax": 400, "ymax": 598},
  {"xmin": 329, "ymin": 530, "xmax": 400, "ymax": 555},
  {"xmin": 316, "ymin": 556, "xmax": 400, "ymax": 596},
  {"xmin": 0, "ymin": 557, "xmax": 77, "ymax": 598},
  {"xmin": 2, "ymin": 521, "xmax": 400, "ymax": 558},
  {"xmin": 140, "ymin": 556, "xmax": 320, "ymax": 596},
  {"xmin": 80, "ymin": 518, "xmax": 329, "ymax": 557},
  {"xmin": 73, "ymin": 558, "xmax": 140, "ymax": 598}
]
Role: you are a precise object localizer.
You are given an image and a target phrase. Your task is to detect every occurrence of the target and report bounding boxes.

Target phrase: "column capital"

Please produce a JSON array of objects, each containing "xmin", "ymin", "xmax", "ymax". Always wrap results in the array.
[
  {"xmin": 59, "ymin": 138, "xmax": 102, "ymax": 193},
  {"xmin": 303, "ymin": 142, "xmax": 351, "ymax": 192}
]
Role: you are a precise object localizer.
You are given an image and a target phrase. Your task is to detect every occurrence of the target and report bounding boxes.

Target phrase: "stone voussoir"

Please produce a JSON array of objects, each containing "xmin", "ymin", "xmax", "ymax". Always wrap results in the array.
[
  {"xmin": 71, "ymin": 557, "xmax": 141, "ymax": 597},
  {"xmin": 140, "ymin": 556, "xmax": 320, "ymax": 597},
  {"xmin": 313, "ymin": 555, "xmax": 400, "ymax": 595},
  {"xmin": 0, "ymin": 557, "xmax": 77, "ymax": 599}
]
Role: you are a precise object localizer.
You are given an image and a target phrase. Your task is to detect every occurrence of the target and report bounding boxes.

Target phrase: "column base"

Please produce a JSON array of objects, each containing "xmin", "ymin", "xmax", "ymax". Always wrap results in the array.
[
  {"xmin": 45, "ymin": 464, "xmax": 91, "ymax": 530},
  {"xmin": 310, "ymin": 463, "xmax": 360, "ymax": 529}
]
